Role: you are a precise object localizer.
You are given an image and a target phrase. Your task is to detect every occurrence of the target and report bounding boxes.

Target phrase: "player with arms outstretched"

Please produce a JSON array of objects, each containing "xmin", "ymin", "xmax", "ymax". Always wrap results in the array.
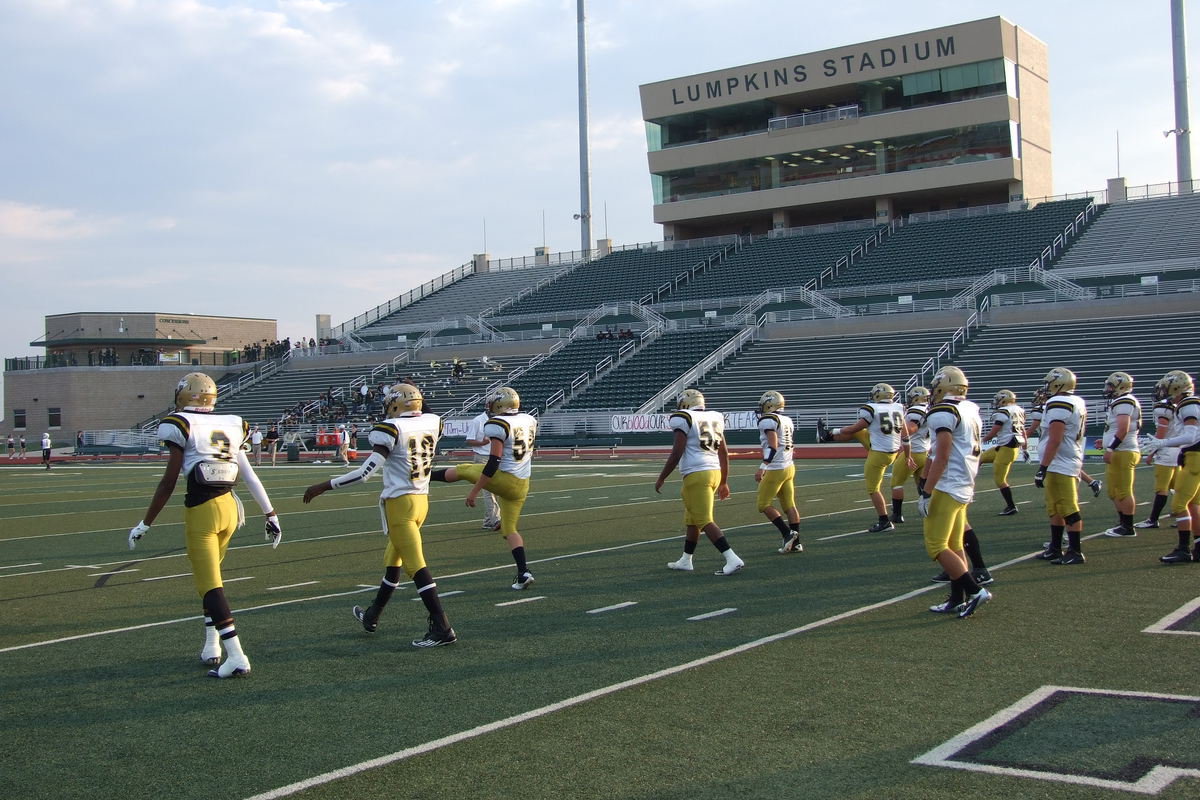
[
  {"xmin": 818, "ymin": 383, "xmax": 908, "ymax": 532},
  {"xmin": 128, "ymin": 373, "xmax": 282, "ymax": 678},
  {"xmin": 658, "ymin": 389, "xmax": 744, "ymax": 575},
  {"xmin": 431, "ymin": 387, "xmax": 539, "ymax": 590},
  {"xmin": 303, "ymin": 383, "xmax": 456, "ymax": 647}
]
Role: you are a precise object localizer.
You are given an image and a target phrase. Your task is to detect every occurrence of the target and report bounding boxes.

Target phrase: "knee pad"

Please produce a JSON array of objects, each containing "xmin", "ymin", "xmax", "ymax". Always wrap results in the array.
[{"xmin": 1064, "ymin": 511, "xmax": 1082, "ymax": 526}]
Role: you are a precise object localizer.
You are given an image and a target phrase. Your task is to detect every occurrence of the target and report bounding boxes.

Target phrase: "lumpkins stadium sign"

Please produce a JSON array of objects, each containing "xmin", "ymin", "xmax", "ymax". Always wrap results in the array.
[{"xmin": 665, "ymin": 35, "xmax": 956, "ymax": 107}]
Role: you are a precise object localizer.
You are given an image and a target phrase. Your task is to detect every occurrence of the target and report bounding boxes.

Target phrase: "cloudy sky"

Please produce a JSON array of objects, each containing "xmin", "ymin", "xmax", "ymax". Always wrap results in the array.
[{"xmin": 1, "ymin": 0, "xmax": 1196, "ymax": 414}]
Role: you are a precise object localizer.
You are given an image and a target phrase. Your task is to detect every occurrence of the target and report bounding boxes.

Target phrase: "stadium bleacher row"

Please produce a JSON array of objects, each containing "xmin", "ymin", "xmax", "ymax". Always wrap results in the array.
[{"xmin": 183, "ymin": 193, "xmax": 1199, "ymax": 431}]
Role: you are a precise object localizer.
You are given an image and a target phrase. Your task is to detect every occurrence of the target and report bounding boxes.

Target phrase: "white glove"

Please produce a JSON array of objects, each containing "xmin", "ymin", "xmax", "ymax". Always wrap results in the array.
[
  {"xmin": 1142, "ymin": 439, "xmax": 1164, "ymax": 456},
  {"xmin": 129, "ymin": 520, "xmax": 150, "ymax": 550},
  {"xmin": 264, "ymin": 514, "xmax": 282, "ymax": 549},
  {"xmin": 916, "ymin": 493, "xmax": 931, "ymax": 518}
]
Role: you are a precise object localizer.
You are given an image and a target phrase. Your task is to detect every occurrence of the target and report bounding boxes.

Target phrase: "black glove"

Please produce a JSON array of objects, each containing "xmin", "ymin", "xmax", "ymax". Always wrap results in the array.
[
  {"xmin": 1034, "ymin": 466, "xmax": 1046, "ymax": 489},
  {"xmin": 816, "ymin": 419, "xmax": 833, "ymax": 444}
]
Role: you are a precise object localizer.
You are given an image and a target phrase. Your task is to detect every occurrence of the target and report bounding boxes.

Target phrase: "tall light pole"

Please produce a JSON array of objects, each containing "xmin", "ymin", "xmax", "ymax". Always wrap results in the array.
[
  {"xmin": 577, "ymin": 0, "xmax": 593, "ymax": 256},
  {"xmin": 1171, "ymin": 0, "xmax": 1193, "ymax": 190}
]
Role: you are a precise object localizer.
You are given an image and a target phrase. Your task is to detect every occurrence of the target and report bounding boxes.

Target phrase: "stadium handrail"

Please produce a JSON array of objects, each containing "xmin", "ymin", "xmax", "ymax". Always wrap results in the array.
[
  {"xmin": 636, "ymin": 324, "xmax": 758, "ymax": 415},
  {"xmin": 905, "ymin": 295, "xmax": 990, "ymax": 393}
]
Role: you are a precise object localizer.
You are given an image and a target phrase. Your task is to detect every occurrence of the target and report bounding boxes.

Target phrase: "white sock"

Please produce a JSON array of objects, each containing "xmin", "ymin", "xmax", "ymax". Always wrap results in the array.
[{"xmin": 218, "ymin": 624, "xmax": 246, "ymax": 660}]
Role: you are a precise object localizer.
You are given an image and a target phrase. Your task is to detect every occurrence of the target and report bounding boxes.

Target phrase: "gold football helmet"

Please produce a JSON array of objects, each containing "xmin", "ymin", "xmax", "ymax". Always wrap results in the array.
[
  {"xmin": 992, "ymin": 389, "xmax": 1017, "ymax": 410},
  {"xmin": 758, "ymin": 390, "xmax": 785, "ymax": 415},
  {"xmin": 1103, "ymin": 371, "xmax": 1133, "ymax": 399},
  {"xmin": 175, "ymin": 372, "xmax": 217, "ymax": 412},
  {"xmin": 930, "ymin": 366, "xmax": 969, "ymax": 403},
  {"xmin": 1161, "ymin": 370, "xmax": 1194, "ymax": 402},
  {"xmin": 870, "ymin": 383, "xmax": 896, "ymax": 402},
  {"xmin": 1032, "ymin": 387, "xmax": 1048, "ymax": 407},
  {"xmin": 384, "ymin": 383, "xmax": 423, "ymax": 417},
  {"xmin": 906, "ymin": 386, "xmax": 931, "ymax": 406},
  {"xmin": 1042, "ymin": 367, "xmax": 1077, "ymax": 396},
  {"xmin": 487, "ymin": 386, "xmax": 520, "ymax": 415},
  {"xmin": 676, "ymin": 388, "xmax": 705, "ymax": 410}
]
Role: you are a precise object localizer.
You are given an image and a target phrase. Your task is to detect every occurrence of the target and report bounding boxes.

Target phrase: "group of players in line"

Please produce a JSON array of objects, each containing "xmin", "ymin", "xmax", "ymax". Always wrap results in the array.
[{"xmin": 126, "ymin": 364, "xmax": 1200, "ymax": 678}]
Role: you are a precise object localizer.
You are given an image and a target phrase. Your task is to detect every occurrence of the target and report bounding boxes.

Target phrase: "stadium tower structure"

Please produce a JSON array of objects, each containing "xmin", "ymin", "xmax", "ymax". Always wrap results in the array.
[{"xmin": 639, "ymin": 17, "xmax": 1050, "ymax": 240}]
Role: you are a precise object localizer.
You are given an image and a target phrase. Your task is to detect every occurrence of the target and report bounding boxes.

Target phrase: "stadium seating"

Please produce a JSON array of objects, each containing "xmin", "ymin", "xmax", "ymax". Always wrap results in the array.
[
  {"xmin": 560, "ymin": 328, "xmax": 738, "ymax": 411},
  {"xmin": 456, "ymin": 337, "xmax": 632, "ymax": 416},
  {"xmin": 669, "ymin": 227, "xmax": 879, "ymax": 302},
  {"xmin": 944, "ymin": 311, "xmax": 1200, "ymax": 412},
  {"xmin": 693, "ymin": 327, "xmax": 958, "ymax": 412},
  {"xmin": 501, "ymin": 245, "xmax": 724, "ymax": 316},
  {"xmin": 827, "ymin": 199, "xmax": 1095, "ymax": 287},
  {"xmin": 1051, "ymin": 193, "xmax": 1200, "ymax": 270},
  {"xmin": 356, "ymin": 265, "xmax": 562, "ymax": 336}
]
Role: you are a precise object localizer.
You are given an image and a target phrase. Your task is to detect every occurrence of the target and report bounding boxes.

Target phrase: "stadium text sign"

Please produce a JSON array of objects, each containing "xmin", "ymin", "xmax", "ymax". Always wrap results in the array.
[{"xmin": 665, "ymin": 36, "xmax": 956, "ymax": 108}]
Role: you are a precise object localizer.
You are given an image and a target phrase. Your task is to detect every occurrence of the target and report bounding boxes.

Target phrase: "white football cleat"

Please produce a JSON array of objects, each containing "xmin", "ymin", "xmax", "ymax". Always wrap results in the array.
[
  {"xmin": 667, "ymin": 555, "xmax": 694, "ymax": 571},
  {"xmin": 207, "ymin": 653, "xmax": 251, "ymax": 678},
  {"xmin": 715, "ymin": 555, "xmax": 744, "ymax": 576},
  {"xmin": 199, "ymin": 642, "xmax": 221, "ymax": 666}
]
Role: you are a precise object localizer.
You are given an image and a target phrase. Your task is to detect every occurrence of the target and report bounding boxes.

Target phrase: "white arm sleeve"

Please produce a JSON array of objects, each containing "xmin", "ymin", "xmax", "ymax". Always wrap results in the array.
[
  {"xmin": 330, "ymin": 451, "xmax": 387, "ymax": 489},
  {"xmin": 236, "ymin": 450, "xmax": 274, "ymax": 514},
  {"xmin": 1160, "ymin": 424, "xmax": 1200, "ymax": 449}
]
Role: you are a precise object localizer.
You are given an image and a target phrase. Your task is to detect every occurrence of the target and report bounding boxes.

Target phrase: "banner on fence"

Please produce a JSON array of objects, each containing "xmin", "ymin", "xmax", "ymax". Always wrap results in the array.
[{"xmin": 611, "ymin": 411, "xmax": 756, "ymax": 433}]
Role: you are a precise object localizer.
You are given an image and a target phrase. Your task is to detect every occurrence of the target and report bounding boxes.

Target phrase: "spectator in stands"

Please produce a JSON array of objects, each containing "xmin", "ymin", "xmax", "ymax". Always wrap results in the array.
[
  {"xmin": 265, "ymin": 423, "xmax": 280, "ymax": 466},
  {"xmin": 250, "ymin": 425, "xmax": 264, "ymax": 465},
  {"xmin": 337, "ymin": 424, "xmax": 351, "ymax": 466},
  {"xmin": 452, "ymin": 358, "xmax": 465, "ymax": 381}
]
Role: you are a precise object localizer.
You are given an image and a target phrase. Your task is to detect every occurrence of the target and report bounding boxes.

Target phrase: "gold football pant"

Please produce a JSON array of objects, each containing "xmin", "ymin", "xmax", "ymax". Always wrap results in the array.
[
  {"xmin": 1154, "ymin": 464, "xmax": 1178, "ymax": 495},
  {"xmin": 380, "ymin": 494, "xmax": 429, "ymax": 577},
  {"xmin": 864, "ymin": 450, "xmax": 898, "ymax": 494},
  {"xmin": 1170, "ymin": 452, "xmax": 1200, "ymax": 517},
  {"xmin": 756, "ymin": 465, "xmax": 796, "ymax": 512},
  {"xmin": 980, "ymin": 445, "xmax": 1018, "ymax": 487},
  {"xmin": 185, "ymin": 492, "xmax": 240, "ymax": 598},
  {"xmin": 891, "ymin": 451, "xmax": 928, "ymax": 487},
  {"xmin": 922, "ymin": 489, "xmax": 967, "ymax": 560},
  {"xmin": 1044, "ymin": 471, "xmax": 1080, "ymax": 519},
  {"xmin": 456, "ymin": 463, "xmax": 530, "ymax": 536},
  {"xmin": 681, "ymin": 469, "xmax": 720, "ymax": 527},
  {"xmin": 1105, "ymin": 450, "xmax": 1139, "ymax": 501}
]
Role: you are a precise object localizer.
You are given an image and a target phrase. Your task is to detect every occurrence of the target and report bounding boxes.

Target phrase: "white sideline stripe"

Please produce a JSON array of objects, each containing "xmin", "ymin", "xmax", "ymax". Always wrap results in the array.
[
  {"xmin": 224, "ymin": 576, "xmax": 255, "ymax": 583},
  {"xmin": 587, "ymin": 601, "xmax": 637, "ymax": 614},
  {"xmin": 495, "ymin": 596, "xmax": 546, "ymax": 607},
  {"xmin": 912, "ymin": 685, "xmax": 1200, "ymax": 794},
  {"xmin": 242, "ymin": 581, "xmax": 953, "ymax": 800},
  {"xmin": 413, "ymin": 590, "xmax": 465, "ymax": 601},
  {"xmin": 687, "ymin": 608, "xmax": 736, "ymax": 621},
  {"xmin": 0, "ymin": 562, "xmax": 41, "ymax": 570},
  {"xmin": 88, "ymin": 569, "xmax": 139, "ymax": 577},
  {"xmin": 266, "ymin": 581, "xmax": 319, "ymax": 591},
  {"xmin": 1142, "ymin": 596, "xmax": 1200, "ymax": 637},
  {"xmin": 142, "ymin": 572, "xmax": 193, "ymax": 582},
  {"xmin": 0, "ymin": 474, "xmax": 865, "ymax": 544}
]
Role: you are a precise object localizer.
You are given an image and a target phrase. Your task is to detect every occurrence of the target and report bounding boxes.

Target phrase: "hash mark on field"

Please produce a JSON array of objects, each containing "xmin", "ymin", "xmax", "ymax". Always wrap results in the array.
[
  {"xmin": 88, "ymin": 569, "xmax": 139, "ymax": 576},
  {"xmin": 587, "ymin": 601, "xmax": 637, "ymax": 614},
  {"xmin": 266, "ymin": 581, "xmax": 319, "ymax": 591},
  {"xmin": 142, "ymin": 572, "xmax": 192, "ymax": 582},
  {"xmin": 413, "ymin": 590, "xmax": 464, "ymax": 601},
  {"xmin": 806, "ymin": 498, "xmax": 824, "ymax": 502},
  {"xmin": 495, "ymin": 596, "xmax": 546, "ymax": 607},
  {"xmin": 688, "ymin": 608, "xmax": 736, "ymax": 621},
  {"xmin": 65, "ymin": 564, "xmax": 101, "ymax": 570},
  {"xmin": 552, "ymin": 495, "xmax": 573, "ymax": 500}
]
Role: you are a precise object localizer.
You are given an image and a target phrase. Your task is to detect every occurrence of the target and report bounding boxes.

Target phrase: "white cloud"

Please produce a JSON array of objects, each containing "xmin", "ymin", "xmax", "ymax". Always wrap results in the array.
[{"xmin": 0, "ymin": 201, "xmax": 106, "ymax": 241}]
